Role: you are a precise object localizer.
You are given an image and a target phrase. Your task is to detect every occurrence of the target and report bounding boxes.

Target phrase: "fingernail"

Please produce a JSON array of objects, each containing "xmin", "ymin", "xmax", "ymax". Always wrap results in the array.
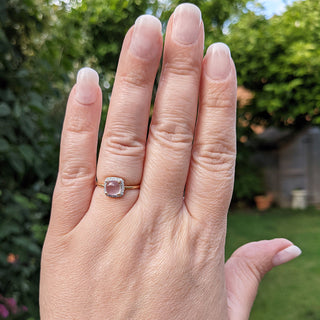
[
  {"xmin": 206, "ymin": 43, "xmax": 231, "ymax": 80},
  {"xmin": 75, "ymin": 67, "xmax": 99, "ymax": 105},
  {"xmin": 172, "ymin": 3, "xmax": 201, "ymax": 45},
  {"xmin": 272, "ymin": 245, "xmax": 302, "ymax": 267},
  {"xmin": 130, "ymin": 15, "xmax": 162, "ymax": 59}
]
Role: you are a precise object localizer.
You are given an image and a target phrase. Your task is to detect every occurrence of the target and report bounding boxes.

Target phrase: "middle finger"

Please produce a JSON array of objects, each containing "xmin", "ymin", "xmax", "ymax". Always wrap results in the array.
[{"xmin": 141, "ymin": 4, "xmax": 204, "ymax": 214}]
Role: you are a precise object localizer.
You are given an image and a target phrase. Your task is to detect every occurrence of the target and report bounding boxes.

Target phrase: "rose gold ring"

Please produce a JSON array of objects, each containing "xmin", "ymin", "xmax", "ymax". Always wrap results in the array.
[{"xmin": 96, "ymin": 177, "xmax": 140, "ymax": 198}]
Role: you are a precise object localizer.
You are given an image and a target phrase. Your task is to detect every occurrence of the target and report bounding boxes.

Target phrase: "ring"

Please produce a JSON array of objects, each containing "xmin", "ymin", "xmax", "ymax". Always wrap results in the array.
[{"xmin": 96, "ymin": 177, "xmax": 140, "ymax": 198}]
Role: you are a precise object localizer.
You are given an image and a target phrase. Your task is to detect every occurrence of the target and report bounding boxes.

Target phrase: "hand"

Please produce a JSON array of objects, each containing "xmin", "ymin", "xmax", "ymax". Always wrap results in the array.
[{"xmin": 40, "ymin": 4, "xmax": 301, "ymax": 319}]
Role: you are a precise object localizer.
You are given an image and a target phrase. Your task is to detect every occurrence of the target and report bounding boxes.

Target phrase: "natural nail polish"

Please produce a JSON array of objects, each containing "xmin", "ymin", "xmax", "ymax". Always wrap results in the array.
[
  {"xmin": 206, "ymin": 43, "xmax": 231, "ymax": 80},
  {"xmin": 75, "ymin": 67, "xmax": 99, "ymax": 105},
  {"xmin": 272, "ymin": 245, "xmax": 302, "ymax": 267},
  {"xmin": 172, "ymin": 3, "xmax": 201, "ymax": 45},
  {"xmin": 130, "ymin": 15, "xmax": 162, "ymax": 59}
]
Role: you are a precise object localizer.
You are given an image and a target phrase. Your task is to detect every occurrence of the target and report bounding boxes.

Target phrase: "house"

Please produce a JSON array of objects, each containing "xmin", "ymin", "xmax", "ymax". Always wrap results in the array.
[{"xmin": 253, "ymin": 126, "xmax": 320, "ymax": 208}]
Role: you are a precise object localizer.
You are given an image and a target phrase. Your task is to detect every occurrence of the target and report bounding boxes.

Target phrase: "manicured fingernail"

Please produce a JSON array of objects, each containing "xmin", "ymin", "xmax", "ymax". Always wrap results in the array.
[
  {"xmin": 130, "ymin": 15, "xmax": 162, "ymax": 59},
  {"xmin": 75, "ymin": 67, "xmax": 99, "ymax": 105},
  {"xmin": 272, "ymin": 245, "xmax": 302, "ymax": 267},
  {"xmin": 206, "ymin": 43, "xmax": 231, "ymax": 80},
  {"xmin": 172, "ymin": 3, "xmax": 201, "ymax": 45}
]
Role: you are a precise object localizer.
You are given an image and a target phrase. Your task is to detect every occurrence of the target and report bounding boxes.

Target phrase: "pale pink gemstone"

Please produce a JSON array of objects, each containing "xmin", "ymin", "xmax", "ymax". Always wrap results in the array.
[{"xmin": 106, "ymin": 180, "xmax": 121, "ymax": 196}]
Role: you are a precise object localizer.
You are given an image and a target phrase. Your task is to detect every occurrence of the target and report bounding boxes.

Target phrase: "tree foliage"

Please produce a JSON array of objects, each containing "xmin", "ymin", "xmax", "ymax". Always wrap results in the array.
[
  {"xmin": 226, "ymin": 0, "xmax": 320, "ymax": 129},
  {"xmin": 222, "ymin": 0, "xmax": 320, "ymax": 203},
  {"xmin": 0, "ymin": 1, "xmax": 63, "ymax": 318}
]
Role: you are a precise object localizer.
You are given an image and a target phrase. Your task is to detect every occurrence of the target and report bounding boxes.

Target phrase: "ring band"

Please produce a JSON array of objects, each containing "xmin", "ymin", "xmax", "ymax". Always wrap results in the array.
[{"xmin": 96, "ymin": 177, "xmax": 140, "ymax": 198}]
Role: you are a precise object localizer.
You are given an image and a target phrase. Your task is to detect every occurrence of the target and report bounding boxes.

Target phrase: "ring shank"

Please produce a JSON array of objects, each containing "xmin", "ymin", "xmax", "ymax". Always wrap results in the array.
[
  {"xmin": 95, "ymin": 182, "xmax": 104, "ymax": 188},
  {"xmin": 124, "ymin": 185, "xmax": 140, "ymax": 190}
]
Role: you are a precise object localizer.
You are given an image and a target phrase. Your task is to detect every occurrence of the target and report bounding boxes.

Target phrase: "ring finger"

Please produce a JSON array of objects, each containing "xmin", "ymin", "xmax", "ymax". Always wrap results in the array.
[{"xmin": 92, "ymin": 15, "xmax": 163, "ymax": 219}]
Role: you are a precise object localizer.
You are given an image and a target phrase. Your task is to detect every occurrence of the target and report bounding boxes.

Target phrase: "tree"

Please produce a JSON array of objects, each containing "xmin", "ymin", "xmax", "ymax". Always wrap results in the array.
[
  {"xmin": 226, "ymin": 0, "xmax": 320, "ymax": 129},
  {"xmin": 0, "ymin": 1, "xmax": 61, "ymax": 318},
  {"xmin": 221, "ymin": 0, "xmax": 320, "ymax": 203}
]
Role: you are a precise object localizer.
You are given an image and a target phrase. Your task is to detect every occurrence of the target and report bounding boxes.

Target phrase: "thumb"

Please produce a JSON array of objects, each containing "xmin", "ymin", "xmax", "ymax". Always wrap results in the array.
[{"xmin": 225, "ymin": 238, "xmax": 302, "ymax": 320}]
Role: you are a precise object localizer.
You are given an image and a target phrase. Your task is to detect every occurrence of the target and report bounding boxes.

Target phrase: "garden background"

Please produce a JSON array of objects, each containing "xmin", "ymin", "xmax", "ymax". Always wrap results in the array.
[{"xmin": 1, "ymin": 0, "xmax": 320, "ymax": 319}]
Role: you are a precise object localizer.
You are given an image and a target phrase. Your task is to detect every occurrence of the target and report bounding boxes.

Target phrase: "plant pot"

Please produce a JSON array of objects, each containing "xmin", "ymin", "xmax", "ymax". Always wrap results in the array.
[{"xmin": 254, "ymin": 194, "xmax": 273, "ymax": 211}]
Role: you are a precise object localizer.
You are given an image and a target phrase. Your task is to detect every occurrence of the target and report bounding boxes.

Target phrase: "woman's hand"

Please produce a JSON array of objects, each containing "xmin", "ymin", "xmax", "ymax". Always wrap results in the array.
[{"xmin": 40, "ymin": 4, "xmax": 301, "ymax": 319}]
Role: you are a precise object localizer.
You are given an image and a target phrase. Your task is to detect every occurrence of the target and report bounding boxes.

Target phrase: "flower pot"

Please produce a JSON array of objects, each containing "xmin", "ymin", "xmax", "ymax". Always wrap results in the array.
[{"xmin": 254, "ymin": 194, "xmax": 273, "ymax": 211}]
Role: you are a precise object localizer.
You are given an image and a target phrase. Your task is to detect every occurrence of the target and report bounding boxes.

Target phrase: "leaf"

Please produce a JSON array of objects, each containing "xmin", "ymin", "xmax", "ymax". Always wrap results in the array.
[
  {"xmin": 13, "ymin": 237, "xmax": 41, "ymax": 255},
  {"xmin": 0, "ymin": 102, "xmax": 11, "ymax": 116},
  {"xmin": 28, "ymin": 92, "xmax": 45, "ymax": 112},
  {"xmin": 313, "ymin": 116, "xmax": 320, "ymax": 124},
  {"xmin": 13, "ymin": 193, "xmax": 37, "ymax": 210},
  {"xmin": 8, "ymin": 152, "xmax": 25, "ymax": 175},
  {"xmin": 31, "ymin": 224, "xmax": 48, "ymax": 243},
  {"xmin": 3, "ymin": 203, "xmax": 26, "ymax": 223},
  {"xmin": 0, "ymin": 138, "xmax": 10, "ymax": 152},
  {"xmin": 0, "ymin": 223, "xmax": 21, "ymax": 239},
  {"xmin": 36, "ymin": 192, "xmax": 50, "ymax": 203},
  {"xmin": 18, "ymin": 144, "xmax": 34, "ymax": 165}
]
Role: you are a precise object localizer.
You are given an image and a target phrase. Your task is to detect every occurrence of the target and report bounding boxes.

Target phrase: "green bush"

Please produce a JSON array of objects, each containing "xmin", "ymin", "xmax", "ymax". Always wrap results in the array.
[
  {"xmin": 233, "ymin": 143, "xmax": 265, "ymax": 204},
  {"xmin": 0, "ymin": 1, "xmax": 60, "ymax": 318}
]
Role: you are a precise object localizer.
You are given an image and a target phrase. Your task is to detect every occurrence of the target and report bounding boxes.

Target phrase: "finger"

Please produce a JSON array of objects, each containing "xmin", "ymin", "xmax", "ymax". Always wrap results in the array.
[
  {"xmin": 184, "ymin": 43, "xmax": 237, "ymax": 227},
  {"xmin": 92, "ymin": 15, "xmax": 162, "ymax": 218},
  {"xmin": 52, "ymin": 68, "xmax": 102, "ymax": 234},
  {"xmin": 140, "ymin": 4, "xmax": 204, "ymax": 213},
  {"xmin": 225, "ymin": 239, "xmax": 302, "ymax": 320}
]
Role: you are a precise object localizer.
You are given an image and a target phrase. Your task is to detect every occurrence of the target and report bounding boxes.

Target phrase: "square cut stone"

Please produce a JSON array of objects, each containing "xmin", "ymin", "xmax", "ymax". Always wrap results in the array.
[{"xmin": 104, "ymin": 177, "xmax": 125, "ymax": 198}]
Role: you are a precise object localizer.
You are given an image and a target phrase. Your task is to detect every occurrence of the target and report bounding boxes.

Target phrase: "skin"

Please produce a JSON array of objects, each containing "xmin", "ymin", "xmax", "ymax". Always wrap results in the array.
[{"xmin": 40, "ymin": 4, "xmax": 299, "ymax": 319}]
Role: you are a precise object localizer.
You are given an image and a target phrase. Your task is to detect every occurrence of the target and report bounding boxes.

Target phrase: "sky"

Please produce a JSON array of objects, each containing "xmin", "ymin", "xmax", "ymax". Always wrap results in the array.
[{"xmin": 252, "ymin": 0, "xmax": 298, "ymax": 18}]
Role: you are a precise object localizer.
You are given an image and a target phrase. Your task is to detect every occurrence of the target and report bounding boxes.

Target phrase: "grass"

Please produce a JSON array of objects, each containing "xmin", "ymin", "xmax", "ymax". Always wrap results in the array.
[{"xmin": 225, "ymin": 207, "xmax": 320, "ymax": 320}]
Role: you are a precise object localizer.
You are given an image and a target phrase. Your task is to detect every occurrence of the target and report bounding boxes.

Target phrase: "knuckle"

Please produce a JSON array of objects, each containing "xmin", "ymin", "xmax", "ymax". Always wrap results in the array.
[
  {"xmin": 164, "ymin": 58, "xmax": 200, "ymax": 79},
  {"xmin": 229, "ymin": 242, "xmax": 275, "ymax": 283},
  {"xmin": 192, "ymin": 140, "xmax": 236, "ymax": 175},
  {"xmin": 118, "ymin": 69, "xmax": 150, "ymax": 89},
  {"xmin": 102, "ymin": 129, "xmax": 145, "ymax": 157},
  {"xmin": 202, "ymin": 81, "xmax": 237, "ymax": 109},
  {"xmin": 149, "ymin": 120, "xmax": 193, "ymax": 150},
  {"xmin": 236, "ymin": 256, "xmax": 264, "ymax": 283},
  {"xmin": 66, "ymin": 115, "xmax": 95, "ymax": 134},
  {"xmin": 193, "ymin": 151, "xmax": 235, "ymax": 175},
  {"xmin": 60, "ymin": 162, "xmax": 95, "ymax": 186}
]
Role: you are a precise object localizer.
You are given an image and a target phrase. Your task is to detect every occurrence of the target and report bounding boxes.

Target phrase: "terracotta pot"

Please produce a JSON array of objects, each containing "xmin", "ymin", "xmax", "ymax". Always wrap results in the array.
[{"xmin": 254, "ymin": 194, "xmax": 273, "ymax": 211}]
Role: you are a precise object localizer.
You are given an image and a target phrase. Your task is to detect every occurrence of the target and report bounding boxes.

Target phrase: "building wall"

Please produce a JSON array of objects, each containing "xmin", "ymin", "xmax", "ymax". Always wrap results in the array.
[
  {"xmin": 258, "ymin": 127, "xmax": 320, "ymax": 208},
  {"xmin": 278, "ymin": 133, "xmax": 309, "ymax": 207},
  {"xmin": 257, "ymin": 150, "xmax": 279, "ymax": 202},
  {"xmin": 308, "ymin": 127, "xmax": 320, "ymax": 206}
]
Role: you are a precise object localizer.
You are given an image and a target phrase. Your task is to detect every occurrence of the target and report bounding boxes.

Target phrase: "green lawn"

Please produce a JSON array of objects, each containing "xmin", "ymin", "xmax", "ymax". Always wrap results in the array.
[{"xmin": 226, "ymin": 207, "xmax": 320, "ymax": 320}]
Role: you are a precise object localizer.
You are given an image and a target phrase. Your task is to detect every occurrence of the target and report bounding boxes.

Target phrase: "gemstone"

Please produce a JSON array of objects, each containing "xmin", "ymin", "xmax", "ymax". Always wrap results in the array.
[
  {"xmin": 106, "ymin": 180, "xmax": 120, "ymax": 194},
  {"xmin": 104, "ymin": 177, "xmax": 125, "ymax": 198}
]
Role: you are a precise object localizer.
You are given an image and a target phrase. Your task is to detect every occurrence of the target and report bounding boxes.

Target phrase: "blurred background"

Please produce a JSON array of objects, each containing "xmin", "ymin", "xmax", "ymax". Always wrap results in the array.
[{"xmin": 0, "ymin": 0, "xmax": 319, "ymax": 319}]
